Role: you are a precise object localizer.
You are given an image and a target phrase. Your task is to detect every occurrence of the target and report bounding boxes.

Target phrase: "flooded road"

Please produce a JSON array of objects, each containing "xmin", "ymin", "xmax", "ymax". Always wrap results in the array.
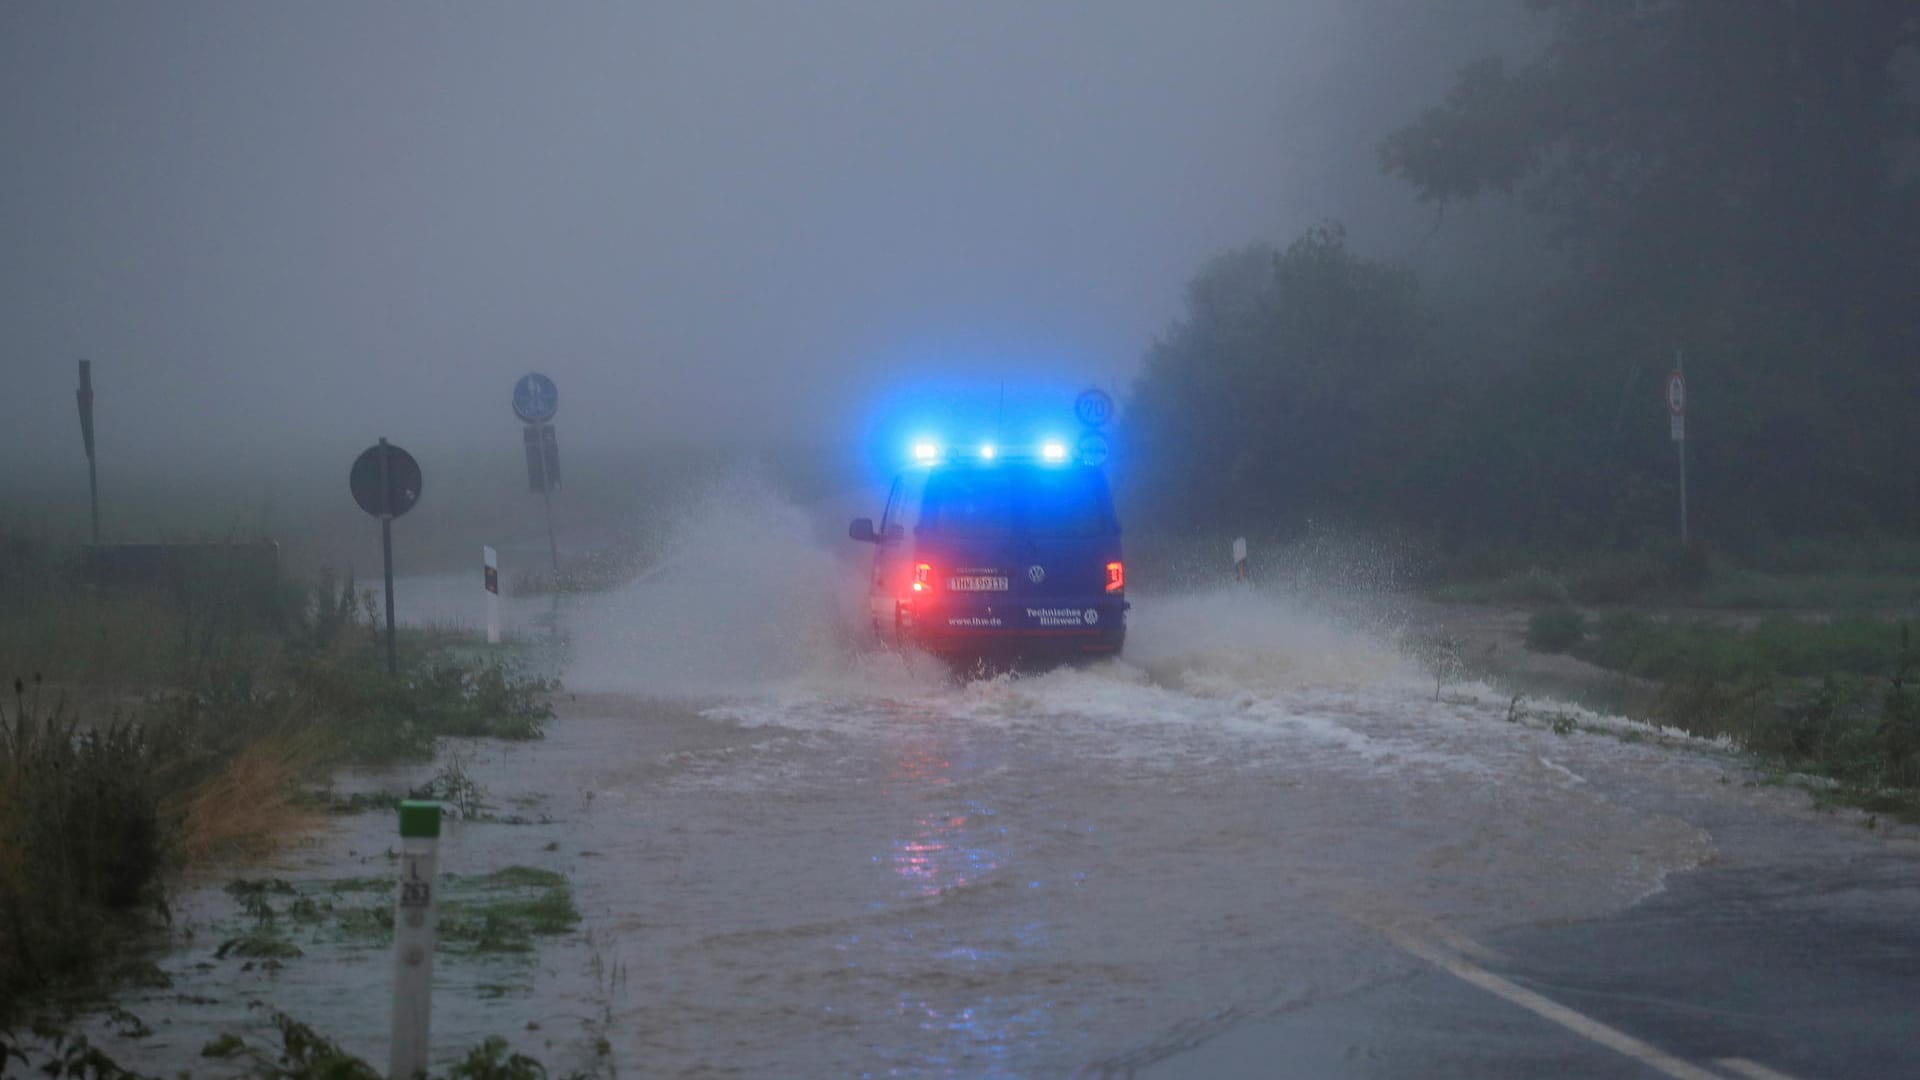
[{"xmin": 74, "ymin": 491, "xmax": 1913, "ymax": 1077}]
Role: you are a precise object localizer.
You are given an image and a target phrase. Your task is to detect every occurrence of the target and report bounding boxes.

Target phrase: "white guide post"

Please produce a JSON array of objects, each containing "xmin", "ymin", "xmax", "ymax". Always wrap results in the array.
[
  {"xmin": 1668, "ymin": 353, "xmax": 1688, "ymax": 547},
  {"xmin": 390, "ymin": 800, "xmax": 441, "ymax": 1079},
  {"xmin": 483, "ymin": 545, "xmax": 500, "ymax": 645},
  {"xmin": 1233, "ymin": 537, "xmax": 1249, "ymax": 583}
]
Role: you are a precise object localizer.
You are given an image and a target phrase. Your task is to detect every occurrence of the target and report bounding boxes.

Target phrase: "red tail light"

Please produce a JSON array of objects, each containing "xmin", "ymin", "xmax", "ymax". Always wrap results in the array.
[
  {"xmin": 1106, "ymin": 561, "xmax": 1125, "ymax": 593},
  {"xmin": 912, "ymin": 563, "xmax": 933, "ymax": 593}
]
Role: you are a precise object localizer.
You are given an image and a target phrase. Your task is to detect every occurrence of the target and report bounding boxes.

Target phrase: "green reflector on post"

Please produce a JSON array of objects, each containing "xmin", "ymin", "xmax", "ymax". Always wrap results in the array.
[{"xmin": 398, "ymin": 800, "xmax": 442, "ymax": 839}]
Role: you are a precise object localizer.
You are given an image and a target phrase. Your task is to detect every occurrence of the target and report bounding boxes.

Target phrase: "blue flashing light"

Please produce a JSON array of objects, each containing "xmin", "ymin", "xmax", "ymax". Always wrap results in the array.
[
  {"xmin": 979, "ymin": 443, "xmax": 997, "ymax": 460},
  {"xmin": 1040, "ymin": 440, "xmax": 1068, "ymax": 463},
  {"xmin": 912, "ymin": 440, "xmax": 940, "ymax": 463}
]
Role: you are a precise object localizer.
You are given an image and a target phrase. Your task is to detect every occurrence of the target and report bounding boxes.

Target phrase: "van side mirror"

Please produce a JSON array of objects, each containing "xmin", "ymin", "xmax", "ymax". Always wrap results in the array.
[{"xmin": 849, "ymin": 518, "xmax": 877, "ymax": 543}]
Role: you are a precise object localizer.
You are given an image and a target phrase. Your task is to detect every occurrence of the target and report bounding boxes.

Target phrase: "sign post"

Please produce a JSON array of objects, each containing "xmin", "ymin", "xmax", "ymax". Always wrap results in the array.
[
  {"xmin": 1668, "ymin": 355, "xmax": 1688, "ymax": 547},
  {"xmin": 389, "ymin": 800, "xmax": 441, "ymax": 1080},
  {"xmin": 76, "ymin": 360, "xmax": 98, "ymax": 545},
  {"xmin": 513, "ymin": 374, "xmax": 562, "ymax": 575},
  {"xmin": 483, "ymin": 545, "xmax": 500, "ymax": 645},
  {"xmin": 1074, "ymin": 387, "xmax": 1114, "ymax": 467},
  {"xmin": 350, "ymin": 439, "xmax": 423, "ymax": 675}
]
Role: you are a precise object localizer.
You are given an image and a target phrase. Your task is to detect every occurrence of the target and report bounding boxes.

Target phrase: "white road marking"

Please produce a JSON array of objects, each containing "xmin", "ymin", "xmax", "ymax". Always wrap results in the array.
[
  {"xmin": 1714, "ymin": 1058, "xmax": 1801, "ymax": 1080},
  {"xmin": 1384, "ymin": 927, "xmax": 1726, "ymax": 1080},
  {"xmin": 1537, "ymin": 755, "xmax": 1587, "ymax": 784}
]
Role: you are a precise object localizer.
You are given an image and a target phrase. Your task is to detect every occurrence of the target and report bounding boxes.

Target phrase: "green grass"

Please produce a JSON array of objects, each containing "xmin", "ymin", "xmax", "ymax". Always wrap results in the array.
[
  {"xmin": 1525, "ymin": 607, "xmax": 1587, "ymax": 653},
  {"xmin": 252, "ymin": 864, "xmax": 580, "ymax": 956},
  {"xmin": 1424, "ymin": 536, "xmax": 1920, "ymax": 612},
  {"xmin": 1689, "ymin": 568, "xmax": 1920, "ymax": 610},
  {"xmin": 1578, "ymin": 614, "xmax": 1908, "ymax": 683},
  {"xmin": 0, "ymin": 538, "xmax": 559, "ymax": 1025},
  {"xmin": 1563, "ymin": 615, "xmax": 1920, "ymax": 823}
]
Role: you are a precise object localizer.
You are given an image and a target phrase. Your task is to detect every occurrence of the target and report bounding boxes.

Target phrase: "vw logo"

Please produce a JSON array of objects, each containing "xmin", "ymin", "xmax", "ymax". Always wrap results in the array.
[
  {"xmin": 1083, "ymin": 608, "xmax": 1100, "ymax": 625},
  {"xmin": 1027, "ymin": 565, "xmax": 1045, "ymax": 584}
]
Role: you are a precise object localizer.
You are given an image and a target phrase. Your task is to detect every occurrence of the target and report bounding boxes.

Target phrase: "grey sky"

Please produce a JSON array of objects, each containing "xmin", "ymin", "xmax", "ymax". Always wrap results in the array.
[{"xmin": 2, "ymin": 1, "xmax": 1511, "ymax": 487}]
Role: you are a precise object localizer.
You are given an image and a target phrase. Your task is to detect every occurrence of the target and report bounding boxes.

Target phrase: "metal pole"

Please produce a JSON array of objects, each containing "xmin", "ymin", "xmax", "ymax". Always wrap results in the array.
[
  {"xmin": 379, "ymin": 437, "xmax": 397, "ymax": 676},
  {"xmin": 87, "ymin": 451, "xmax": 99, "ymax": 546},
  {"xmin": 538, "ymin": 426, "xmax": 559, "ymax": 575},
  {"xmin": 77, "ymin": 359, "xmax": 98, "ymax": 545},
  {"xmin": 542, "ymin": 482, "xmax": 559, "ymax": 576},
  {"xmin": 389, "ymin": 800, "xmax": 440, "ymax": 1079}
]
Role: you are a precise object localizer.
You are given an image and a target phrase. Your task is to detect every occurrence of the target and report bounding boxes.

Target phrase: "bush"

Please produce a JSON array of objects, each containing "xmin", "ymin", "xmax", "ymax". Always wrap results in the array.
[
  {"xmin": 1, "ymin": 678, "xmax": 165, "ymax": 1010},
  {"xmin": 1525, "ymin": 607, "xmax": 1586, "ymax": 653},
  {"xmin": 1564, "ymin": 550, "xmax": 1679, "ymax": 604}
]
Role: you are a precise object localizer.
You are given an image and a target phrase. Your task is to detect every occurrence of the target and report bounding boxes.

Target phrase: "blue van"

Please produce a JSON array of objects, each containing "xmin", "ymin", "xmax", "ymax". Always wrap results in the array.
[{"xmin": 849, "ymin": 443, "xmax": 1126, "ymax": 662}]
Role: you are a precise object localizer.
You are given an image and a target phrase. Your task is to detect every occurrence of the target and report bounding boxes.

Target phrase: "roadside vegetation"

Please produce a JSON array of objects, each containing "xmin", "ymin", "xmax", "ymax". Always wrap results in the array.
[
  {"xmin": 0, "ymin": 532, "xmax": 556, "ymax": 1031},
  {"xmin": 15, "ymin": 1010, "xmax": 571, "ymax": 1079},
  {"xmin": 1512, "ymin": 598, "xmax": 1920, "ymax": 824},
  {"xmin": 1428, "ymin": 538, "xmax": 1920, "ymax": 612},
  {"xmin": 1116, "ymin": 2, "xmax": 1920, "ymax": 828}
]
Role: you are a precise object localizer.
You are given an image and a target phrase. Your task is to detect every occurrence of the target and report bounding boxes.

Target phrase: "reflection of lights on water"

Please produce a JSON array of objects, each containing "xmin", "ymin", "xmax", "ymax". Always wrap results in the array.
[
  {"xmin": 886, "ymin": 739, "xmax": 1001, "ymax": 898},
  {"xmin": 875, "ymin": 733, "xmax": 1051, "ymax": 1074},
  {"xmin": 891, "ymin": 809, "xmax": 1000, "ymax": 897}
]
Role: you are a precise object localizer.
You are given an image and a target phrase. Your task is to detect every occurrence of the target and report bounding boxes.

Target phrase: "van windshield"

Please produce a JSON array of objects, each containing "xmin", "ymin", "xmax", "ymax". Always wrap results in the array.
[{"xmin": 917, "ymin": 465, "xmax": 1114, "ymax": 538}]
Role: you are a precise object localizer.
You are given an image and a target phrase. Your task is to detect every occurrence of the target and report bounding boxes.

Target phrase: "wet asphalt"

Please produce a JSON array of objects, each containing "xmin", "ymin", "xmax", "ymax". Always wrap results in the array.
[{"xmin": 1147, "ymin": 849, "xmax": 1920, "ymax": 1079}]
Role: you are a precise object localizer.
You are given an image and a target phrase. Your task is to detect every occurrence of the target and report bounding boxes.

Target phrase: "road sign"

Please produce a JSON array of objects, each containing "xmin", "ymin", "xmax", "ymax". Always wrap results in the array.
[
  {"xmin": 1077, "ymin": 431, "xmax": 1110, "ymax": 467},
  {"xmin": 512, "ymin": 373, "xmax": 559, "ymax": 424},
  {"xmin": 351, "ymin": 442, "xmax": 423, "ymax": 518},
  {"xmin": 351, "ymin": 438, "xmax": 420, "ymax": 674},
  {"xmin": 1074, "ymin": 387, "xmax": 1114, "ymax": 428}
]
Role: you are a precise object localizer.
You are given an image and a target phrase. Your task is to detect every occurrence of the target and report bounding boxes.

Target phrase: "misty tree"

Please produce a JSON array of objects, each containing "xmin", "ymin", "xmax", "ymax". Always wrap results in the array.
[
  {"xmin": 1381, "ymin": 0, "xmax": 1920, "ymax": 537},
  {"xmin": 1124, "ymin": 224, "xmax": 1436, "ymax": 532}
]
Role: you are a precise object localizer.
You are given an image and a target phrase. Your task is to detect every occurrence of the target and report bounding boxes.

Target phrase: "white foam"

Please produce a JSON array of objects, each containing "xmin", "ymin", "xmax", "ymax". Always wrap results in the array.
[
  {"xmin": 567, "ymin": 468, "xmax": 923, "ymax": 698},
  {"xmin": 562, "ymin": 471, "xmax": 1713, "ymax": 791}
]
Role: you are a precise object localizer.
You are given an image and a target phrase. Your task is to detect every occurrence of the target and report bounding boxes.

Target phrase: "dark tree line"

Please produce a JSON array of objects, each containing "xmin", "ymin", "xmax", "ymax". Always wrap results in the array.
[{"xmin": 1125, "ymin": 0, "xmax": 1920, "ymax": 551}]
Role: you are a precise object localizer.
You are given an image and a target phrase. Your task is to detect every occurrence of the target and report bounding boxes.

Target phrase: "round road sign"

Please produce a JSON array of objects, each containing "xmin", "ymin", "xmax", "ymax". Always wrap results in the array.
[
  {"xmin": 1077, "ymin": 431, "xmax": 1111, "ymax": 467},
  {"xmin": 350, "ymin": 441, "xmax": 423, "ymax": 518},
  {"xmin": 1667, "ymin": 371, "xmax": 1686, "ymax": 416},
  {"xmin": 513, "ymin": 373, "xmax": 559, "ymax": 424},
  {"xmin": 1074, "ymin": 387, "xmax": 1114, "ymax": 428}
]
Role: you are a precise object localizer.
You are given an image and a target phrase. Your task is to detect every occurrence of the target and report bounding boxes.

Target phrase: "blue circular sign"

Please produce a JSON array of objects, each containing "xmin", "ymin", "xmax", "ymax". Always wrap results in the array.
[
  {"xmin": 1074, "ymin": 387, "xmax": 1114, "ymax": 428},
  {"xmin": 512, "ymin": 373, "xmax": 558, "ymax": 424},
  {"xmin": 1077, "ymin": 431, "xmax": 1111, "ymax": 467}
]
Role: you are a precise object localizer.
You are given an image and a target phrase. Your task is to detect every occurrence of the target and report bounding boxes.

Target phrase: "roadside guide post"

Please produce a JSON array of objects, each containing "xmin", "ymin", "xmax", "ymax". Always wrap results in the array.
[
  {"xmin": 483, "ymin": 545, "xmax": 500, "ymax": 645},
  {"xmin": 76, "ymin": 360, "xmax": 99, "ymax": 545},
  {"xmin": 1669, "ymin": 353, "xmax": 1688, "ymax": 547},
  {"xmin": 350, "ymin": 439, "xmax": 423, "ymax": 675},
  {"xmin": 513, "ymin": 374, "xmax": 562, "ymax": 576},
  {"xmin": 1233, "ymin": 537, "xmax": 1249, "ymax": 583},
  {"xmin": 389, "ymin": 800, "xmax": 441, "ymax": 1080}
]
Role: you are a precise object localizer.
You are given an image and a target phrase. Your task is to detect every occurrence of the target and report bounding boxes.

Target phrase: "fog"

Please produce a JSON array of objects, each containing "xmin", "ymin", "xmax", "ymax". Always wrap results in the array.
[{"xmin": 2, "ymin": 1, "xmax": 1519, "ymax": 530}]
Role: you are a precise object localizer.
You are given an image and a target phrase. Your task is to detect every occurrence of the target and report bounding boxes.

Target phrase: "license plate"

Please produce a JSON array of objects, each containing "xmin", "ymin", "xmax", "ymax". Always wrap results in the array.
[{"xmin": 947, "ymin": 575, "xmax": 1008, "ymax": 592}]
